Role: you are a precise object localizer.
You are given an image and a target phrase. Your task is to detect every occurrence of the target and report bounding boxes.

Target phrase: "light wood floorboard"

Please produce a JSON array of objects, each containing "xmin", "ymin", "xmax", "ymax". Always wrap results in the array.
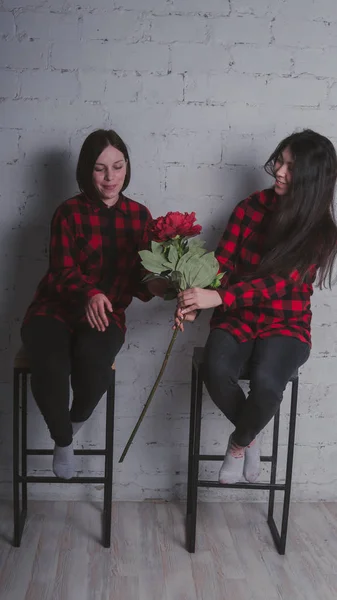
[{"xmin": 1, "ymin": 500, "xmax": 336, "ymax": 600}]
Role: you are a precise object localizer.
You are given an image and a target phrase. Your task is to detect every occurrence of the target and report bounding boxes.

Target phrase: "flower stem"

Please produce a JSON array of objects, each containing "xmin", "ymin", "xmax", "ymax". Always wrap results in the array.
[{"xmin": 119, "ymin": 327, "xmax": 180, "ymax": 463}]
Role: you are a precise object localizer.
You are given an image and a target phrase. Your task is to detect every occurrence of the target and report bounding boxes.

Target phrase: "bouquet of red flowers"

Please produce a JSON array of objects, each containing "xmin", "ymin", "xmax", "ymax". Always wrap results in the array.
[{"xmin": 119, "ymin": 211, "xmax": 222, "ymax": 462}]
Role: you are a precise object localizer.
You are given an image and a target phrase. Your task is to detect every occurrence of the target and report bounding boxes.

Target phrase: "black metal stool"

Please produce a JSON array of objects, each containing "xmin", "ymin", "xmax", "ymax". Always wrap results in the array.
[
  {"xmin": 186, "ymin": 347, "xmax": 299, "ymax": 555},
  {"xmin": 13, "ymin": 347, "xmax": 116, "ymax": 548}
]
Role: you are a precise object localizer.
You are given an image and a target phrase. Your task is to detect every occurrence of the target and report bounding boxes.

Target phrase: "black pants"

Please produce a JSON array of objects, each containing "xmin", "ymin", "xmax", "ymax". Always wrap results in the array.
[
  {"xmin": 21, "ymin": 316, "xmax": 125, "ymax": 447},
  {"xmin": 203, "ymin": 329, "xmax": 310, "ymax": 447}
]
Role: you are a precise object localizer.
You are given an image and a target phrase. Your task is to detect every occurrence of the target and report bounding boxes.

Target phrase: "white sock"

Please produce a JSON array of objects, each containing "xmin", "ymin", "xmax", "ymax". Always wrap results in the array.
[
  {"xmin": 243, "ymin": 432, "xmax": 263, "ymax": 483},
  {"xmin": 219, "ymin": 434, "xmax": 245, "ymax": 484},
  {"xmin": 72, "ymin": 421, "xmax": 85, "ymax": 435},
  {"xmin": 53, "ymin": 442, "xmax": 74, "ymax": 480}
]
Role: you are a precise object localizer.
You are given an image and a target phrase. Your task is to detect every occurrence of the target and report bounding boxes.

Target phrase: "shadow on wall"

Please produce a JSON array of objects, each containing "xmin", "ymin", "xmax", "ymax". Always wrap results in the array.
[{"xmin": 1, "ymin": 148, "xmax": 75, "ymax": 386}]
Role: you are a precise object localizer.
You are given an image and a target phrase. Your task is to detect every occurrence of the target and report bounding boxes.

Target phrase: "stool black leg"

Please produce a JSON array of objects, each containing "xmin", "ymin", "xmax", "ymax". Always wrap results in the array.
[
  {"xmin": 267, "ymin": 378, "xmax": 298, "ymax": 554},
  {"xmin": 279, "ymin": 377, "xmax": 299, "ymax": 554},
  {"xmin": 21, "ymin": 374, "xmax": 28, "ymax": 514},
  {"xmin": 103, "ymin": 374, "xmax": 115, "ymax": 548},
  {"xmin": 186, "ymin": 366, "xmax": 203, "ymax": 553},
  {"xmin": 186, "ymin": 362, "xmax": 197, "ymax": 518},
  {"xmin": 13, "ymin": 368, "xmax": 21, "ymax": 547},
  {"xmin": 267, "ymin": 407, "xmax": 280, "ymax": 523}
]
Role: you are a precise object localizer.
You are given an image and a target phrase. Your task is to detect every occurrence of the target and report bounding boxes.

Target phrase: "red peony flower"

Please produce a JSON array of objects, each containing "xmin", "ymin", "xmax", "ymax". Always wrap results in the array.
[{"xmin": 148, "ymin": 211, "xmax": 202, "ymax": 242}]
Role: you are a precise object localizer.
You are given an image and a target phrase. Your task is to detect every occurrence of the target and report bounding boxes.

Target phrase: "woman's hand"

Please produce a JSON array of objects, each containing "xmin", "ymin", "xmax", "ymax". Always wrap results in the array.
[
  {"xmin": 173, "ymin": 306, "xmax": 198, "ymax": 332},
  {"xmin": 178, "ymin": 288, "xmax": 222, "ymax": 314},
  {"xmin": 86, "ymin": 293, "xmax": 113, "ymax": 332}
]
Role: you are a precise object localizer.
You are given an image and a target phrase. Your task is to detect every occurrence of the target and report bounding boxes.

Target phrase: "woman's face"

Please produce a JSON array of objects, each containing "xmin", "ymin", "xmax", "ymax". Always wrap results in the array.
[
  {"xmin": 274, "ymin": 146, "xmax": 294, "ymax": 196},
  {"xmin": 92, "ymin": 145, "xmax": 127, "ymax": 205}
]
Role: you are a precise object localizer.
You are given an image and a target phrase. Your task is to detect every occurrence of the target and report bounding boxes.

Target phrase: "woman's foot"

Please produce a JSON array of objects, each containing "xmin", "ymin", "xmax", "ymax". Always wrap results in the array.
[
  {"xmin": 243, "ymin": 432, "xmax": 263, "ymax": 483},
  {"xmin": 219, "ymin": 434, "xmax": 245, "ymax": 484},
  {"xmin": 53, "ymin": 442, "xmax": 74, "ymax": 479}
]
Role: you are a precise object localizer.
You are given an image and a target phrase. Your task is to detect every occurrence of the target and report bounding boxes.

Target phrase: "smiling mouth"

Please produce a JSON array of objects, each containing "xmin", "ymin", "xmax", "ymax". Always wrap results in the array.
[{"xmin": 275, "ymin": 179, "xmax": 287, "ymax": 186}]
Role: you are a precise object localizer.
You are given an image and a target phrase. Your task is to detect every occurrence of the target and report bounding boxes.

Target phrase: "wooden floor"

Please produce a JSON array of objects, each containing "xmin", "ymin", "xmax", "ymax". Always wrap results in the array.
[{"xmin": 1, "ymin": 500, "xmax": 337, "ymax": 599}]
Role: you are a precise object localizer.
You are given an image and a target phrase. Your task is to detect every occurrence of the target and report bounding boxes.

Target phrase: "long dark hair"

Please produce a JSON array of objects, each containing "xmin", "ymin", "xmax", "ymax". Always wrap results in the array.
[
  {"xmin": 76, "ymin": 129, "xmax": 131, "ymax": 201},
  {"xmin": 254, "ymin": 129, "xmax": 337, "ymax": 288}
]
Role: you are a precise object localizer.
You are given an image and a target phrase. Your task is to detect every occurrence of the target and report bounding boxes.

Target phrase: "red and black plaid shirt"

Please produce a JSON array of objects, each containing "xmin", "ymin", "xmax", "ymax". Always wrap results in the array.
[
  {"xmin": 210, "ymin": 189, "xmax": 316, "ymax": 345},
  {"xmin": 24, "ymin": 193, "xmax": 153, "ymax": 332}
]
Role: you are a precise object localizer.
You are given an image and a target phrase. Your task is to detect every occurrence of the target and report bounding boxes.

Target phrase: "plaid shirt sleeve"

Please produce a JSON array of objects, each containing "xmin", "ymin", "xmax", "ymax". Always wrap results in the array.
[
  {"xmin": 216, "ymin": 265, "xmax": 317, "ymax": 310},
  {"xmin": 47, "ymin": 206, "xmax": 102, "ymax": 300},
  {"xmin": 129, "ymin": 207, "xmax": 154, "ymax": 302},
  {"xmin": 215, "ymin": 201, "xmax": 245, "ymax": 286}
]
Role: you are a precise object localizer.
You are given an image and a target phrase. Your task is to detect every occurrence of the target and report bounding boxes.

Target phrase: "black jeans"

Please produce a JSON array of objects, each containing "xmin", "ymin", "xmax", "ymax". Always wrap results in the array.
[
  {"xmin": 21, "ymin": 316, "xmax": 125, "ymax": 447},
  {"xmin": 203, "ymin": 329, "xmax": 310, "ymax": 447}
]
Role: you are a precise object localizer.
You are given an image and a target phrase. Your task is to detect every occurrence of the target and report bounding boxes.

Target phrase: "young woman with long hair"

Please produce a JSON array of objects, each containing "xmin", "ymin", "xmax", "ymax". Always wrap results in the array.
[{"xmin": 176, "ymin": 129, "xmax": 337, "ymax": 484}]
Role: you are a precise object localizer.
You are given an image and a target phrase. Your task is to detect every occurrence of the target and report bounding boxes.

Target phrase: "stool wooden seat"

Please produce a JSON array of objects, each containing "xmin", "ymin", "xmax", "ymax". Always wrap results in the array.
[
  {"xmin": 186, "ymin": 346, "xmax": 300, "ymax": 555},
  {"xmin": 13, "ymin": 347, "xmax": 116, "ymax": 548}
]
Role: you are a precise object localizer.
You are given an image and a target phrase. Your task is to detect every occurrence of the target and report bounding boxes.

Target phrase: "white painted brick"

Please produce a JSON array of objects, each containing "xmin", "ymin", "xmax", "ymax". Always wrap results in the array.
[
  {"xmin": 0, "ymin": 130, "xmax": 19, "ymax": 162},
  {"xmin": 0, "ymin": 99, "xmax": 104, "ymax": 130},
  {"xmin": 0, "ymin": 11, "xmax": 15, "ymax": 40},
  {"xmin": 16, "ymin": 11, "xmax": 80, "ymax": 41},
  {"xmin": 232, "ymin": 0, "xmax": 281, "ymax": 17},
  {"xmin": 328, "ymin": 84, "xmax": 337, "ymax": 107},
  {"xmin": 0, "ymin": 70, "xmax": 19, "ymax": 98},
  {"xmin": 19, "ymin": 130, "xmax": 70, "ymax": 163},
  {"xmin": 114, "ymin": 0, "xmax": 171, "ymax": 9},
  {"xmin": 171, "ymin": 43, "xmax": 230, "ymax": 73},
  {"xmin": 51, "ymin": 41, "xmax": 114, "ymax": 70},
  {"xmin": 82, "ymin": 12, "xmax": 144, "ymax": 42},
  {"xmin": 211, "ymin": 16, "xmax": 271, "ymax": 45},
  {"xmin": 78, "ymin": 71, "xmax": 106, "ymax": 101},
  {"xmin": 185, "ymin": 73, "xmax": 268, "ymax": 104},
  {"xmin": 140, "ymin": 74, "xmax": 183, "ymax": 103},
  {"xmin": 162, "ymin": 131, "xmax": 222, "ymax": 164},
  {"xmin": 104, "ymin": 73, "xmax": 141, "ymax": 102},
  {"xmin": 2, "ymin": 0, "xmax": 45, "ymax": 7},
  {"xmin": 109, "ymin": 42, "xmax": 169, "ymax": 72},
  {"xmin": 172, "ymin": 0, "xmax": 230, "ymax": 13},
  {"xmin": 167, "ymin": 104, "xmax": 230, "ymax": 132},
  {"xmin": 231, "ymin": 45, "xmax": 292, "ymax": 75},
  {"xmin": 279, "ymin": 0, "xmax": 337, "ymax": 22},
  {"xmin": 221, "ymin": 133, "xmax": 276, "ymax": 167},
  {"xmin": 225, "ymin": 103, "xmax": 276, "ymax": 135},
  {"xmin": 273, "ymin": 107, "xmax": 337, "ymax": 140},
  {"xmin": 0, "ymin": 40, "xmax": 47, "ymax": 69},
  {"xmin": 165, "ymin": 164, "xmax": 254, "ymax": 197},
  {"xmin": 21, "ymin": 70, "xmax": 79, "ymax": 100},
  {"xmin": 266, "ymin": 77, "xmax": 327, "ymax": 107},
  {"xmin": 52, "ymin": 41, "xmax": 169, "ymax": 72},
  {"xmin": 273, "ymin": 18, "xmax": 337, "ymax": 48},
  {"xmin": 294, "ymin": 48, "xmax": 337, "ymax": 79},
  {"xmin": 150, "ymin": 15, "xmax": 207, "ymax": 43}
]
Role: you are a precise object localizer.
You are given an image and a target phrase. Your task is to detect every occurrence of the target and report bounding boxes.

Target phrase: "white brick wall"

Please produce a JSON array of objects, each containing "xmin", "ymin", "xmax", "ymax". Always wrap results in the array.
[{"xmin": 1, "ymin": 0, "xmax": 337, "ymax": 503}]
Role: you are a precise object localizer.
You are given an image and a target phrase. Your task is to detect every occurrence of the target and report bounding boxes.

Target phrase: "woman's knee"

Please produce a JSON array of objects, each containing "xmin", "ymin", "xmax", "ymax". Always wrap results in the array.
[{"xmin": 250, "ymin": 369, "xmax": 285, "ymax": 400}]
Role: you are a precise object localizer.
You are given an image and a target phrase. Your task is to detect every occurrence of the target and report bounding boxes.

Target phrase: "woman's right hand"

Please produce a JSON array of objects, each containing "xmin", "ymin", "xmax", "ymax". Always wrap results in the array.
[
  {"xmin": 173, "ymin": 306, "xmax": 198, "ymax": 332},
  {"xmin": 86, "ymin": 293, "xmax": 113, "ymax": 332}
]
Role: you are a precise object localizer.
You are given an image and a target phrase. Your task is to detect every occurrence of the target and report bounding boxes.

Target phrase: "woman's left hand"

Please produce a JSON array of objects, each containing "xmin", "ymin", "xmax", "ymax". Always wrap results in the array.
[{"xmin": 178, "ymin": 288, "xmax": 222, "ymax": 314}]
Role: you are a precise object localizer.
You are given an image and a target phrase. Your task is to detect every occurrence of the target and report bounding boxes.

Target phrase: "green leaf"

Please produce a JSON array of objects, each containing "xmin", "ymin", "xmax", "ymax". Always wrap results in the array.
[
  {"xmin": 151, "ymin": 241, "xmax": 164, "ymax": 255},
  {"xmin": 210, "ymin": 272, "xmax": 224, "ymax": 289},
  {"xmin": 177, "ymin": 251, "xmax": 219, "ymax": 289},
  {"xmin": 139, "ymin": 250, "xmax": 172, "ymax": 274},
  {"xmin": 168, "ymin": 244, "xmax": 179, "ymax": 268},
  {"xmin": 171, "ymin": 270, "xmax": 187, "ymax": 291}
]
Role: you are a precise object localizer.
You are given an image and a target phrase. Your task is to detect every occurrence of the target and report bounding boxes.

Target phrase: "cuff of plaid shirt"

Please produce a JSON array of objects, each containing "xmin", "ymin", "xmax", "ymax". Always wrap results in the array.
[
  {"xmin": 87, "ymin": 288, "xmax": 104, "ymax": 299},
  {"xmin": 215, "ymin": 288, "xmax": 236, "ymax": 310}
]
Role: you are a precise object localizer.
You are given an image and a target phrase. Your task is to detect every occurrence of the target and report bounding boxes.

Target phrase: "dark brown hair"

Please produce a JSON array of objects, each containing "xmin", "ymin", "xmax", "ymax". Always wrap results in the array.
[
  {"xmin": 253, "ymin": 129, "xmax": 337, "ymax": 288},
  {"xmin": 76, "ymin": 129, "xmax": 131, "ymax": 200}
]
